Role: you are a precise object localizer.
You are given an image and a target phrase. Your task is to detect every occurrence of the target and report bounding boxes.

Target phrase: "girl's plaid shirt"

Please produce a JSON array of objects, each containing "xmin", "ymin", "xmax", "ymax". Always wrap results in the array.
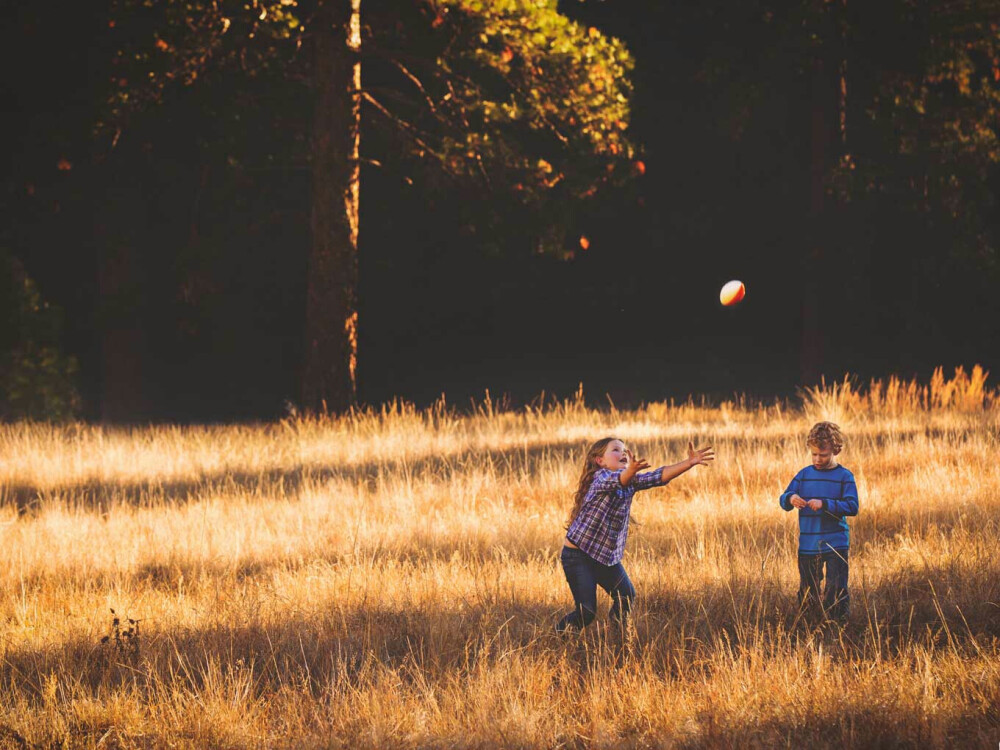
[{"xmin": 566, "ymin": 467, "xmax": 668, "ymax": 565}]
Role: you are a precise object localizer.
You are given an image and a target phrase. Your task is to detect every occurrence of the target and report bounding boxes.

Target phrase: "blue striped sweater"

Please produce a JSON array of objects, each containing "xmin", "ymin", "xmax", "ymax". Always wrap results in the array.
[{"xmin": 779, "ymin": 464, "xmax": 858, "ymax": 555}]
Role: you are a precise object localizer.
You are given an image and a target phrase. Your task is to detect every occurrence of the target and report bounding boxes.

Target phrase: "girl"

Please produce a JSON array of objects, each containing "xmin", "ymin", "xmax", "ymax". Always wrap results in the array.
[{"xmin": 557, "ymin": 437, "xmax": 714, "ymax": 633}]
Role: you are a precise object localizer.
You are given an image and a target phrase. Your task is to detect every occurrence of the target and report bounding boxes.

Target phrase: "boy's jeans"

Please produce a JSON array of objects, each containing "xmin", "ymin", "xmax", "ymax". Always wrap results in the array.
[
  {"xmin": 557, "ymin": 545, "xmax": 635, "ymax": 632},
  {"xmin": 798, "ymin": 549, "xmax": 850, "ymax": 621}
]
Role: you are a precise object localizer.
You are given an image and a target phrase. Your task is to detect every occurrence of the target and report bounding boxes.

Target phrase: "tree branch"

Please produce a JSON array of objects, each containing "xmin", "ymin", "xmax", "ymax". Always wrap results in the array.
[
  {"xmin": 362, "ymin": 91, "xmax": 447, "ymax": 164},
  {"xmin": 386, "ymin": 55, "xmax": 440, "ymax": 115}
]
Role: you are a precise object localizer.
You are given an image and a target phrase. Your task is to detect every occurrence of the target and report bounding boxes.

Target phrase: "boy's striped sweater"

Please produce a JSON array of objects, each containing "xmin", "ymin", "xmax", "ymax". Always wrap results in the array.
[{"xmin": 779, "ymin": 465, "xmax": 859, "ymax": 555}]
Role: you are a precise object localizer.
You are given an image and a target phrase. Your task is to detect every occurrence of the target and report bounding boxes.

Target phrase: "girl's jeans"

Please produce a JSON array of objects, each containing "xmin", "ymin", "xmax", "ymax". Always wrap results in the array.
[
  {"xmin": 557, "ymin": 545, "xmax": 635, "ymax": 632},
  {"xmin": 797, "ymin": 549, "xmax": 850, "ymax": 621}
]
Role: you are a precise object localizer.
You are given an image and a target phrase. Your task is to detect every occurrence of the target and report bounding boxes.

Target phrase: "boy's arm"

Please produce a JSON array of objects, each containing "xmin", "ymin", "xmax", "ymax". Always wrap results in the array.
[
  {"xmin": 823, "ymin": 473, "xmax": 859, "ymax": 516},
  {"xmin": 779, "ymin": 474, "xmax": 802, "ymax": 511}
]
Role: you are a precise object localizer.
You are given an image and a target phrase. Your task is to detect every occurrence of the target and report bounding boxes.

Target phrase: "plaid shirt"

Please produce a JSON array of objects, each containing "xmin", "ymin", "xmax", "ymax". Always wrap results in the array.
[{"xmin": 566, "ymin": 467, "xmax": 667, "ymax": 565}]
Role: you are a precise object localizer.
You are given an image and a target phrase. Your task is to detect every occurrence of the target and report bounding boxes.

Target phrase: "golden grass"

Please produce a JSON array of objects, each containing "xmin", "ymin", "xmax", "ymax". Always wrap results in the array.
[{"xmin": 0, "ymin": 368, "xmax": 998, "ymax": 748}]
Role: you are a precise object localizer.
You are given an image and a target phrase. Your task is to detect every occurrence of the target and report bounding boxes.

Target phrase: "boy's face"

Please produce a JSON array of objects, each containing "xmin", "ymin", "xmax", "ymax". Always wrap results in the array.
[
  {"xmin": 597, "ymin": 440, "xmax": 629, "ymax": 470},
  {"xmin": 809, "ymin": 443, "xmax": 838, "ymax": 470}
]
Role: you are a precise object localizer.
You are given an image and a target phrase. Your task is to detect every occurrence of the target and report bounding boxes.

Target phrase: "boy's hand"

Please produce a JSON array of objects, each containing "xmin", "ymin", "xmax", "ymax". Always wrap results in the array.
[
  {"xmin": 806, "ymin": 499, "xmax": 823, "ymax": 511},
  {"xmin": 790, "ymin": 494, "xmax": 806, "ymax": 509},
  {"xmin": 687, "ymin": 441, "xmax": 715, "ymax": 467}
]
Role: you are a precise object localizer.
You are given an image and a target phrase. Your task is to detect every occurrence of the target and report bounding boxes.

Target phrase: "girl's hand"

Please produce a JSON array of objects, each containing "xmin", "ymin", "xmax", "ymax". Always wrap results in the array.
[
  {"xmin": 624, "ymin": 449, "xmax": 650, "ymax": 472},
  {"xmin": 619, "ymin": 449, "xmax": 650, "ymax": 486},
  {"xmin": 806, "ymin": 499, "xmax": 823, "ymax": 511},
  {"xmin": 687, "ymin": 441, "xmax": 715, "ymax": 467},
  {"xmin": 790, "ymin": 494, "xmax": 806, "ymax": 509}
]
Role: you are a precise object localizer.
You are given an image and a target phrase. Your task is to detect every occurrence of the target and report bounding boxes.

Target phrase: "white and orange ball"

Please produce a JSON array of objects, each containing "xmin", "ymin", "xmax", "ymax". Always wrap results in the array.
[{"xmin": 719, "ymin": 280, "xmax": 746, "ymax": 306}]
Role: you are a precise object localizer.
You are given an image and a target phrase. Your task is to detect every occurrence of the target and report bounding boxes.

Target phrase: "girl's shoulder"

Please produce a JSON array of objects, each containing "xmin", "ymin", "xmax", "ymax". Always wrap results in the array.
[
  {"xmin": 592, "ymin": 467, "xmax": 623, "ymax": 484},
  {"xmin": 589, "ymin": 467, "xmax": 624, "ymax": 492}
]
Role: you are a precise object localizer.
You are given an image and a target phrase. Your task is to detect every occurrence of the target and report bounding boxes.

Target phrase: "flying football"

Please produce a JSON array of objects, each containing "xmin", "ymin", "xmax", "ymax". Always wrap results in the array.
[{"xmin": 720, "ymin": 280, "xmax": 746, "ymax": 306}]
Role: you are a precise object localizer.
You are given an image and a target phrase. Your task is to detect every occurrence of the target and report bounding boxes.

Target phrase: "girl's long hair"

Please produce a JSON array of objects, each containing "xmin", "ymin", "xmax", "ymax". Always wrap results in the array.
[{"xmin": 565, "ymin": 437, "xmax": 617, "ymax": 529}]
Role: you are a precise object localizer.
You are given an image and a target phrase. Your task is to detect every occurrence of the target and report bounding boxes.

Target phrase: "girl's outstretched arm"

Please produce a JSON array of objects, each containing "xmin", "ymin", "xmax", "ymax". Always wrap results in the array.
[
  {"xmin": 620, "ymin": 449, "xmax": 651, "ymax": 486},
  {"xmin": 658, "ymin": 441, "xmax": 714, "ymax": 484}
]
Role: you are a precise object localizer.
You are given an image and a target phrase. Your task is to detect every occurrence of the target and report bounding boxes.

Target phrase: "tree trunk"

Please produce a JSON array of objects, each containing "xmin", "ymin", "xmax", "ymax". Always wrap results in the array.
[
  {"xmin": 302, "ymin": 0, "xmax": 361, "ymax": 412},
  {"xmin": 96, "ymin": 164, "xmax": 146, "ymax": 422},
  {"xmin": 800, "ymin": 60, "xmax": 831, "ymax": 387},
  {"xmin": 800, "ymin": 1, "xmax": 847, "ymax": 387}
]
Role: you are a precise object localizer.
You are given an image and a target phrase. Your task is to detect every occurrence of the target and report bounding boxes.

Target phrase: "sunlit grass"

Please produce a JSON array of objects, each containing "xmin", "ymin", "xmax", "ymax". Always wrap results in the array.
[{"xmin": 0, "ymin": 367, "xmax": 998, "ymax": 748}]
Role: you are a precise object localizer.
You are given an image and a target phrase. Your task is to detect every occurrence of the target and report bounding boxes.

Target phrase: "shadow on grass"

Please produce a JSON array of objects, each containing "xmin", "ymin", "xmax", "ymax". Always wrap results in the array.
[
  {"xmin": 0, "ymin": 436, "xmax": 601, "ymax": 513},
  {"xmin": 11, "ymin": 419, "xmax": 951, "ymax": 513},
  {"xmin": 673, "ymin": 706, "xmax": 998, "ymax": 749},
  {"xmin": 3, "ymin": 552, "xmax": 997, "ymax": 707},
  {"xmin": 11, "ymin": 487, "xmax": 998, "ymax": 657}
]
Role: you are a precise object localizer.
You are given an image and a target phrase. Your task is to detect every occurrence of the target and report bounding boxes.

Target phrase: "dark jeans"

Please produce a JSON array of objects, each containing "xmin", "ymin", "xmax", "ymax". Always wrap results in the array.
[
  {"xmin": 798, "ymin": 549, "xmax": 850, "ymax": 621},
  {"xmin": 557, "ymin": 546, "xmax": 635, "ymax": 632}
]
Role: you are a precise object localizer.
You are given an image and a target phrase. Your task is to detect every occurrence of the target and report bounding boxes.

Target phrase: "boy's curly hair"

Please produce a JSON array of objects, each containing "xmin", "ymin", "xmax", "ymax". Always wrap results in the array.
[{"xmin": 807, "ymin": 421, "xmax": 844, "ymax": 454}]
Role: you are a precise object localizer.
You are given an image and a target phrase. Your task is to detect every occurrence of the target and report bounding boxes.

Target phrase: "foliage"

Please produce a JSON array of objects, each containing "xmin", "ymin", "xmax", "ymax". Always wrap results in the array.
[
  {"xmin": 676, "ymin": 0, "xmax": 1000, "ymax": 370},
  {"xmin": 827, "ymin": 1, "xmax": 1000, "ymax": 343},
  {"xmin": 102, "ymin": 0, "xmax": 637, "ymax": 255},
  {"xmin": 833, "ymin": 4, "xmax": 1000, "ymax": 230},
  {"xmin": 375, "ymin": 0, "xmax": 637, "ymax": 253},
  {"xmin": 391, "ymin": 0, "xmax": 635, "ymax": 191},
  {"xmin": 0, "ymin": 250, "xmax": 81, "ymax": 422}
]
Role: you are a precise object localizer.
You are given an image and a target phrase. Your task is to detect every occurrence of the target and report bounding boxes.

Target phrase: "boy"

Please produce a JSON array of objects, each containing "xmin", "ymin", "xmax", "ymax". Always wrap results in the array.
[{"xmin": 779, "ymin": 421, "xmax": 859, "ymax": 622}]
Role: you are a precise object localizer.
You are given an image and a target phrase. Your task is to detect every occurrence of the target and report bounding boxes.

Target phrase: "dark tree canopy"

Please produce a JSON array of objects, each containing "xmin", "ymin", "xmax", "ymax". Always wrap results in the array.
[
  {"xmin": 2, "ymin": 0, "xmax": 999, "ymax": 420},
  {"xmin": 94, "ymin": 0, "xmax": 639, "ymax": 413},
  {"xmin": 102, "ymin": 0, "xmax": 637, "ymax": 223}
]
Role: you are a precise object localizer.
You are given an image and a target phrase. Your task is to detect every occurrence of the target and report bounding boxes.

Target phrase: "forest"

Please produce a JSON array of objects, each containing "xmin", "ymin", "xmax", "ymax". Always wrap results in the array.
[{"xmin": 2, "ymin": 0, "xmax": 999, "ymax": 421}]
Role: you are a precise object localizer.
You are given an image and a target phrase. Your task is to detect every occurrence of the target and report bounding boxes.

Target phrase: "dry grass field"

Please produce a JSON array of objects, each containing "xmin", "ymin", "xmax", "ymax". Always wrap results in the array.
[{"xmin": 0, "ymin": 366, "xmax": 998, "ymax": 749}]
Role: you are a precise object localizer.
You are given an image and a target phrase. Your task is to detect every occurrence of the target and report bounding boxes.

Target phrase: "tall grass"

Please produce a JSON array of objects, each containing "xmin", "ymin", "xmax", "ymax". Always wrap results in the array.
[{"xmin": 0, "ymin": 368, "xmax": 998, "ymax": 748}]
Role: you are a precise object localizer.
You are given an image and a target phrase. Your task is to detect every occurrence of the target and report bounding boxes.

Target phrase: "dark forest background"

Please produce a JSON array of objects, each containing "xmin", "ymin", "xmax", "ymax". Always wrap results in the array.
[{"xmin": 2, "ymin": 0, "xmax": 999, "ymax": 422}]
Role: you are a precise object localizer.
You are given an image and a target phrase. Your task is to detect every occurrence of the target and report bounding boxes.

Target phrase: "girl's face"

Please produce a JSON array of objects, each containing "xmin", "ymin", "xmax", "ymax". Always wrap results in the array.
[{"xmin": 596, "ymin": 440, "xmax": 629, "ymax": 471}]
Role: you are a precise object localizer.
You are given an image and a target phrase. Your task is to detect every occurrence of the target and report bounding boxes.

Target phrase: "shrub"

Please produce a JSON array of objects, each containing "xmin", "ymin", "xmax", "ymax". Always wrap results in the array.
[{"xmin": 0, "ymin": 249, "xmax": 81, "ymax": 421}]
